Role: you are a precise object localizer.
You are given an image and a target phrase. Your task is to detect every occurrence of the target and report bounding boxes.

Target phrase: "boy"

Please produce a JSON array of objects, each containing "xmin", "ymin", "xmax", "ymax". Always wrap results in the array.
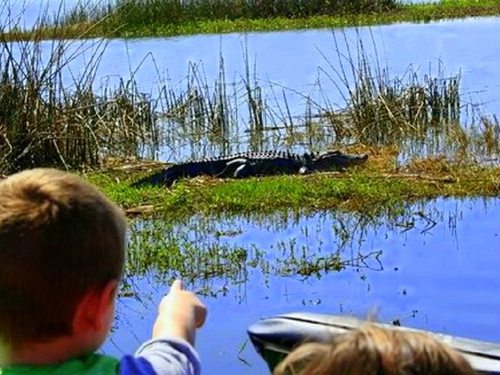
[
  {"xmin": 0, "ymin": 168, "xmax": 207, "ymax": 374},
  {"xmin": 274, "ymin": 324, "xmax": 476, "ymax": 375}
]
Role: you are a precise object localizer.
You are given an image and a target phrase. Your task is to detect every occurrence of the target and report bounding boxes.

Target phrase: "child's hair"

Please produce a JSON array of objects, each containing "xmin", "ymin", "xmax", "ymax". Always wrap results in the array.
[
  {"xmin": 274, "ymin": 324, "xmax": 477, "ymax": 375},
  {"xmin": 0, "ymin": 168, "xmax": 127, "ymax": 349}
]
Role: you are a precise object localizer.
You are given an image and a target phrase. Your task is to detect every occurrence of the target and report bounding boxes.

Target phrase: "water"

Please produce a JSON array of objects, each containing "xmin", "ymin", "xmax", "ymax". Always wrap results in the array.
[
  {"xmin": 86, "ymin": 17, "xmax": 500, "ymax": 108},
  {"xmin": 102, "ymin": 198, "xmax": 500, "ymax": 374},
  {"xmin": 6, "ymin": 3, "xmax": 499, "ymax": 118},
  {"xmin": 4, "ymin": 4, "xmax": 500, "ymax": 160},
  {"xmin": 3, "ymin": 4, "xmax": 500, "ymax": 373}
]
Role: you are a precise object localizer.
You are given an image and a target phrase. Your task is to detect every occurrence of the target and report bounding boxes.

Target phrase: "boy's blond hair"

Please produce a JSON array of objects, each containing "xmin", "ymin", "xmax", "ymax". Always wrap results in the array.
[
  {"xmin": 0, "ymin": 168, "xmax": 127, "ymax": 349},
  {"xmin": 274, "ymin": 324, "xmax": 477, "ymax": 375}
]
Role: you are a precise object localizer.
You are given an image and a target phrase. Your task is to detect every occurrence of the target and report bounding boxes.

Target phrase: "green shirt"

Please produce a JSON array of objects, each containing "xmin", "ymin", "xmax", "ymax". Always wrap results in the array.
[{"xmin": 0, "ymin": 353, "xmax": 119, "ymax": 374}]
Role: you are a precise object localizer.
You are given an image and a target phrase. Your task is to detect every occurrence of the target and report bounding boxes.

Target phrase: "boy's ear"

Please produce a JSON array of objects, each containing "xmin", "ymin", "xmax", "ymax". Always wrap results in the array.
[{"xmin": 73, "ymin": 279, "xmax": 119, "ymax": 333}]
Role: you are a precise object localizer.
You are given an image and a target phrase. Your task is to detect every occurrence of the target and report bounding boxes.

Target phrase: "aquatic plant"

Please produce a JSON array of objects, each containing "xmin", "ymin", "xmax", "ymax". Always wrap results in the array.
[
  {"xmin": 151, "ymin": 33, "xmax": 498, "ymax": 164},
  {"xmin": 0, "ymin": 10, "xmax": 159, "ymax": 174},
  {"xmin": 315, "ymin": 31, "xmax": 500, "ymax": 163},
  {"xmin": 319, "ymin": 31, "xmax": 460, "ymax": 147},
  {"xmin": 125, "ymin": 211, "xmax": 389, "ymax": 293},
  {"xmin": 1, "ymin": 2, "xmax": 499, "ymax": 175}
]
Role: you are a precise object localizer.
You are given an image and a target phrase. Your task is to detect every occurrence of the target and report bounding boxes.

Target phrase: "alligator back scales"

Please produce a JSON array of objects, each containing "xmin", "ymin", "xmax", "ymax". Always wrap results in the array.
[{"xmin": 133, "ymin": 150, "xmax": 367, "ymax": 187}]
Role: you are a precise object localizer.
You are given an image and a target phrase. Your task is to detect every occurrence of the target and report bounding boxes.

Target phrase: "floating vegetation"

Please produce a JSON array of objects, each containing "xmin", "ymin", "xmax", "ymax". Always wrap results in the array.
[{"xmin": 123, "ymin": 199, "xmax": 470, "ymax": 295}]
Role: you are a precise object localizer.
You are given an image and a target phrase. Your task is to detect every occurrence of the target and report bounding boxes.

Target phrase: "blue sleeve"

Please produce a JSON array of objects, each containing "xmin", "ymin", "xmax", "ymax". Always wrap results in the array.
[
  {"xmin": 118, "ymin": 336, "xmax": 201, "ymax": 375},
  {"xmin": 118, "ymin": 355, "xmax": 156, "ymax": 375}
]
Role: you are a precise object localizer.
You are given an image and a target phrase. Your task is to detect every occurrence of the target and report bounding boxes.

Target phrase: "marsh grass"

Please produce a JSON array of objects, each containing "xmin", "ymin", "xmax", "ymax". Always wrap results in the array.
[
  {"xmin": 60, "ymin": 0, "xmax": 398, "ymax": 35},
  {"xmin": 7, "ymin": 0, "xmax": 499, "ymax": 40},
  {"xmin": 1, "ymin": 24, "xmax": 496, "ymax": 176},
  {"xmin": 0, "ymin": 10, "xmax": 159, "ymax": 174},
  {"xmin": 125, "ymin": 211, "xmax": 389, "ymax": 289},
  {"xmin": 128, "ymin": 38, "xmax": 495, "ymax": 165},
  {"xmin": 154, "ymin": 30, "xmax": 499, "ymax": 164},
  {"xmin": 319, "ymin": 32, "xmax": 462, "ymax": 150},
  {"xmin": 153, "ymin": 52, "xmax": 280, "ymax": 159},
  {"xmin": 1, "ymin": 4, "xmax": 499, "ymax": 175},
  {"xmin": 160, "ymin": 60, "xmax": 236, "ymax": 157},
  {"xmin": 284, "ymin": 30, "xmax": 500, "ymax": 166}
]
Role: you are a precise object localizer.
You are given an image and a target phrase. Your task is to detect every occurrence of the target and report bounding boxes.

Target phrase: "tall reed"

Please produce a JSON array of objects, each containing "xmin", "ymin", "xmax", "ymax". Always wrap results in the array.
[
  {"xmin": 2, "ymin": 2, "xmax": 497, "ymax": 174},
  {"xmin": 316, "ymin": 30, "xmax": 481, "ymax": 160},
  {"xmin": 126, "ymin": 37, "xmax": 497, "ymax": 164},
  {"xmin": 0, "ymin": 10, "xmax": 159, "ymax": 174}
]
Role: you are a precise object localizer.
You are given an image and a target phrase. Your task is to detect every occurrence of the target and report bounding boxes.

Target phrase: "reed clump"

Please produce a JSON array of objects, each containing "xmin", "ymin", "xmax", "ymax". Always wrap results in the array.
[
  {"xmin": 138, "ymin": 30, "xmax": 500, "ymax": 165},
  {"xmin": 315, "ymin": 32, "xmax": 499, "ymax": 164},
  {"xmin": 0, "ymin": 20, "xmax": 158, "ymax": 175},
  {"xmin": 1, "ymin": 4, "xmax": 498, "ymax": 176}
]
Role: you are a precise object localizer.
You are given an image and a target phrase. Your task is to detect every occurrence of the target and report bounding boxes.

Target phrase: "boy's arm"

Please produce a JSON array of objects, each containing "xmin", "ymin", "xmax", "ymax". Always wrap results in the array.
[
  {"xmin": 118, "ymin": 280, "xmax": 207, "ymax": 375},
  {"xmin": 118, "ymin": 336, "xmax": 200, "ymax": 375},
  {"xmin": 152, "ymin": 280, "xmax": 207, "ymax": 345}
]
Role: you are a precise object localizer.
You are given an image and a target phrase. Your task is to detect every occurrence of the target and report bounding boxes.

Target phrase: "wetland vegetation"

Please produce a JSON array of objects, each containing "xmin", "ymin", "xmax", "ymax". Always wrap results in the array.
[
  {"xmin": 1, "ymin": 15, "xmax": 500, "ymax": 217},
  {"xmin": 2, "ymin": 3, "xmax": 500, "ymax": 373},
  {"xmin": 3, "ymin": 0, "xmax": 500, "ymax": 40},
  {"xmin": 0, "ymin": 33, "xmax": 158, "ymax": 173}
]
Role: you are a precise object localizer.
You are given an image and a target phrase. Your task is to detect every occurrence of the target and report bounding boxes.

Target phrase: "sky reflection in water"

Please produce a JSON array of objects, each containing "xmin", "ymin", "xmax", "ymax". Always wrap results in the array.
[
  {"xmin": 104, "ymin": 197, "xmax": 500, "ymax": 374},
  {"xmin": 3, "ymin": 3, "xmax": 500, "ymax": 373}
]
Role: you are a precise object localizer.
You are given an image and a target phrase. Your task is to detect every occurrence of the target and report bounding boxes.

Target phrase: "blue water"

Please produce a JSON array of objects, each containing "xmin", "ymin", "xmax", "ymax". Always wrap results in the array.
[
  {"xmin": 3, "ymin": 3, "xmax": 500, "ymax": 373},
  {"xmin": 81, "ymin": 17, "xmax": 500, "ymax": 114},
  {"xmin": 4, "ymin": 3, "xmax": 500, "ymax": 160},
  {"xmin": 102, "ymin": 198, "xmax": 500, "ymax": 374},
  {"xmin": 5, "ymin": 3, "xmax": 500, "ymax": 119}
]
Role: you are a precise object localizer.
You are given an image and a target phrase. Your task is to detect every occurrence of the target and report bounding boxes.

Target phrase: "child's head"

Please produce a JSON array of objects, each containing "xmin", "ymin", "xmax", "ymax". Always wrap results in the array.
[
  {"xmin": 274, "ymin": 324, "xmax": 476, "ymax": 375},
  {"xmin": 0, "ymin": 168, "xmax": 127, "ymax": 352}
]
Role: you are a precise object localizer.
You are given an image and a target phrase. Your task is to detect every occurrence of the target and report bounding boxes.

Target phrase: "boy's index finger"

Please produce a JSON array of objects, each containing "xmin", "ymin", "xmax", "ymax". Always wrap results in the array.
[{"xmin": 170, "ymin": 279, "xmax": 183, "ymax": 291}]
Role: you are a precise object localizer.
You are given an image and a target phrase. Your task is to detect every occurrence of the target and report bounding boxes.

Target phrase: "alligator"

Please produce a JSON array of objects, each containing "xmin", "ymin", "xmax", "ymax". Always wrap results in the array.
[{"xmin": 133, "ymin": 150, "xmax": 368, "ymax": 187}]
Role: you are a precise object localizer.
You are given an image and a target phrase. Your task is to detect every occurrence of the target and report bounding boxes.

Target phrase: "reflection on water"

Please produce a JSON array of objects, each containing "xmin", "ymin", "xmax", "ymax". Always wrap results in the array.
[
  {"xmin": 92, "ymin": 18, "xmax": 500, "ymax": 162},
  {"xmin": 103, "ymin": 198, "xmax": 500, "ymax": 374},
  {"xmin": 126, "ymin": 209, "xmax": 388, "ymax": 293},
  {"xmin": 4, "ymin": 9, "xmax": 500, "ymax": 161}
]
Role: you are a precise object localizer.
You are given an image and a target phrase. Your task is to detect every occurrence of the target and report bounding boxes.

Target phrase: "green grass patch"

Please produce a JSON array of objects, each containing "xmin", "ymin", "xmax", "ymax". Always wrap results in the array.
[
  {"xmin": 3, "ymin": 0, "xmax": 500, "ymax": 40},
  {"xmin": 120, "ymin": 4, "xmax": 500, "ymax": 39},
  {"xmin": 86, "ymin": 158, "xmax": 500, "ymax": 219}
]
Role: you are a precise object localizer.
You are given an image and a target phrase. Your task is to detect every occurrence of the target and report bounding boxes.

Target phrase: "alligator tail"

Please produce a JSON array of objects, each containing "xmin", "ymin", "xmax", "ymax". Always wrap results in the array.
[{"xmin": 131, "ymin": 166, "xmax": 178, "ymax": 187}]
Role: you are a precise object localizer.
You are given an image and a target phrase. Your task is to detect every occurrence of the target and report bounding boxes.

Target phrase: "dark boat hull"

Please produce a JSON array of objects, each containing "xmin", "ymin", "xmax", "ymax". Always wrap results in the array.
[{"xmin": 248, "ymin": 312, "xmax": 500, "ymax": 374}]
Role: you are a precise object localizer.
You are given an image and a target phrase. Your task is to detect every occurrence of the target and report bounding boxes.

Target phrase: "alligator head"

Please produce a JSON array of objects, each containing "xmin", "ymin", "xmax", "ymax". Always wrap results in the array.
[{"xmin": 310, "ymin": 150, "xmax": 368, "ymax": 171}]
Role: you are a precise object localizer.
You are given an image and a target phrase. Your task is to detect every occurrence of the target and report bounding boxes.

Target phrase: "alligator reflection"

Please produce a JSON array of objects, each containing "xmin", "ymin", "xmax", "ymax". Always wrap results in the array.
[{"xmin": 125, "ymin": 197, "xmax": 465, "ymax": 299}]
